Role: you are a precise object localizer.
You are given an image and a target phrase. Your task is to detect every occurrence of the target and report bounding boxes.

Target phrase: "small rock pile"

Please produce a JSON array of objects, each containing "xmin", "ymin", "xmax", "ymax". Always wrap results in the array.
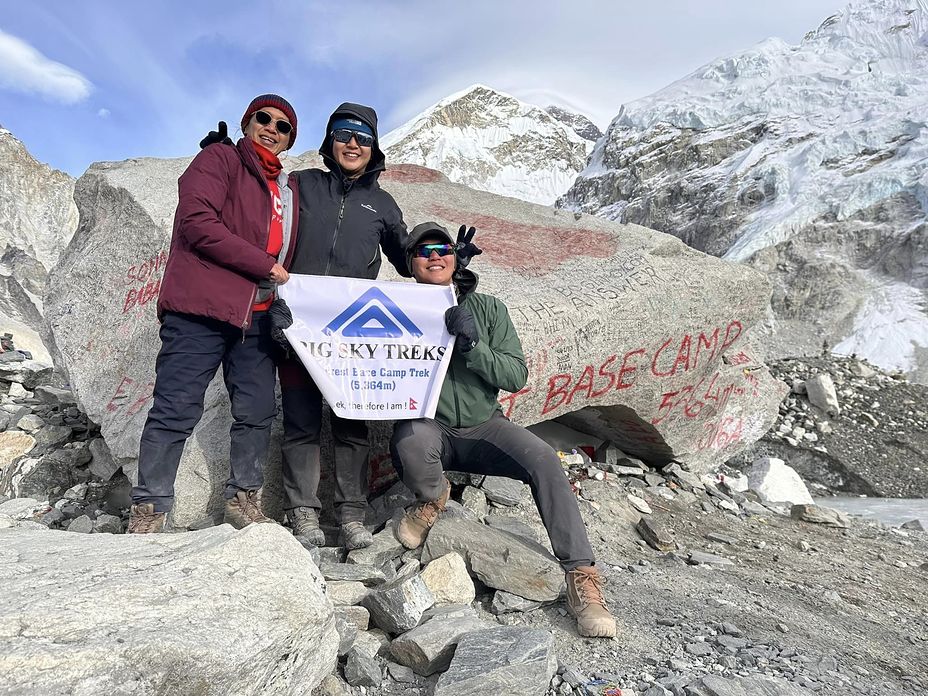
[
  {"xmin": 729, "ymin": 355, "xmax": 928, "ymax": 497},
  {"xmin": 311, "ymin": 473, "xmax": 563, "ymax": 695},
  {"xmin": 0, "ymin": 342, "xmax": 128, "ymax": 534}
]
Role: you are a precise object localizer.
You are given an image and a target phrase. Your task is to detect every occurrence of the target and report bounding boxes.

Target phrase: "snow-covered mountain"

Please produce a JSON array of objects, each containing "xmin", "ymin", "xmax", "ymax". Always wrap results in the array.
[
  {"xmin": 544, "ymin": 105, "xmax": 603, "ymax": 142},
  {"xmin": 382, "ymin": 85, "xmax": 597, "ymax": 205},
  {"xmin": 560, "ymin": 0, "xmax": 928, "ymax": 382},
  {"xmin": 0, "ymin": 127, "xmax": 78, "ymax": 361}
]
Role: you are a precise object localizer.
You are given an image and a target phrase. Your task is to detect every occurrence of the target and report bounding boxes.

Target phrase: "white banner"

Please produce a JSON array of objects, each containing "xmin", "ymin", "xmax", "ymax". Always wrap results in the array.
[{"xmin": 279, "ymin": 275, "xmax": 456, "ymax": 420}]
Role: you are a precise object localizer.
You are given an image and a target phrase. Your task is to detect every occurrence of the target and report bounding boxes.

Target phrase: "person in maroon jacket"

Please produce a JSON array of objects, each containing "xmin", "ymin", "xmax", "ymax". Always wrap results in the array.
[{"xmin": 128, "ymin": 94, "xmax": 300, "ymax": 534}]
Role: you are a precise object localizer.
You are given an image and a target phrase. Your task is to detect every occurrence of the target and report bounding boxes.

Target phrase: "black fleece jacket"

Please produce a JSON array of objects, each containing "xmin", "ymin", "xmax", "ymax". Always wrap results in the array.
[{"xmin": 288, "ymin": 103, "xmax": 410, "ymax": 279}]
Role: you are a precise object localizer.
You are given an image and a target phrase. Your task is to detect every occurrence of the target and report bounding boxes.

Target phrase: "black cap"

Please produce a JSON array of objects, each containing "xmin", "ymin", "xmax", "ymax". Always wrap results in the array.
[
  {"xmin": 407, "ymin": 221, "xmax": 454, "ymax": 247},
  {"xmin": 405, "ymin": 222, "xmax": 455, "ymax": 273}
]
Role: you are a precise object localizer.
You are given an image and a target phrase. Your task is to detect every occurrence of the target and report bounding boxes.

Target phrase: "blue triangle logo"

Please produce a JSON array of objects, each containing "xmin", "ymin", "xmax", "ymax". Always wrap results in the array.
[{"xmin": 323, "ymin": 287, "xmax": 423, "ymax": 338}]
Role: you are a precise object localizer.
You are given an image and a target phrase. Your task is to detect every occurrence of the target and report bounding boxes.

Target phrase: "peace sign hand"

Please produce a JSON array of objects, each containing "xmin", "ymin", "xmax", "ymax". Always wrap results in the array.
[{"xmin": 455, "ymin": 225, "xmax": 482, "ymax": 268}]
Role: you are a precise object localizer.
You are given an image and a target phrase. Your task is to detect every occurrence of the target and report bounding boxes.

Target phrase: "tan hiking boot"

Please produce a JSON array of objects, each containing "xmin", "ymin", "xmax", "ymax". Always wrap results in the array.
[
  {"xmin": 395, "ymin": 477, "xmax": 451, "ymax": 549},
  {"xmin": 565, "ymin": 566, "xmax": 616, "ymax": 638},
  {"xmin": 127, "ymin": 503, "xmax": 166, "ymax": 534},
  {"xmin": 224, "ymin": 489, "xmax": 276, "ymax": 529},
  {"xmin": 340, "ymin": 521, "xmax": 374, "ymax": 550}
]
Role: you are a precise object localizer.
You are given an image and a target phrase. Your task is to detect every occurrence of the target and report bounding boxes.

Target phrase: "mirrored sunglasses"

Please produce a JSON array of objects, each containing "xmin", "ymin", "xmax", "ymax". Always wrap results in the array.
[
  {"xmin": 332, "ymin": 128, "xmax": 374, "ymax": 147},
  {"xmin": 414, "ymin": 243, "xmax": 456, "ymax": 258},
  {"xmin": 254, "ymin": 110, "xmax": 292, "ymax": 134}
]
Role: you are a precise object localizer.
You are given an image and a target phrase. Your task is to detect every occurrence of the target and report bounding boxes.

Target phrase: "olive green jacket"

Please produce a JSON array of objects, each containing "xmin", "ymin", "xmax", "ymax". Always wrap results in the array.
[{"xmin": 435, "ymin": 270, "xmax": 528, "ymax": 427}]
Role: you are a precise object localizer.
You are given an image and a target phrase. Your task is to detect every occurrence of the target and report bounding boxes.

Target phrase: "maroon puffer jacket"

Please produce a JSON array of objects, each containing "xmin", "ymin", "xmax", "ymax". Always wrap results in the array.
[{"xmin": 157, "ymin": 137, "xmax": 299, "ymax": 329}]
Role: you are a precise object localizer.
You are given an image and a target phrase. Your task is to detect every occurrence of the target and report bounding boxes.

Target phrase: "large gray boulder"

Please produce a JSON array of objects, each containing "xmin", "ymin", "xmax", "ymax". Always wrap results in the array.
[
  {"xmin": 685, "ymin": 674, "xmax": 806, "ymax": 695},
  {"xmin": 422, "ymin": 516, "xmax": 564, "ymax": 601},
  {"xmin": 0, "ymin": 523, "xmax": 337, "ymax": 696},
  {"xmin": 45, "ymin": 154, "xmax": 785, "ymax": 524},
  {"xmin": 389, "ymin": 612, "xmax": 489, "ymax": 676},
  {"xmin": 433, "ymin": 626, "xmax": 557, "ymax": 696}
]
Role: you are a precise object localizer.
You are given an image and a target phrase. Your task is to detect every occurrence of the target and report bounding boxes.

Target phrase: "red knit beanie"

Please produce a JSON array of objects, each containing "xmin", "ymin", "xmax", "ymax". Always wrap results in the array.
[{"xmin": 241, "ymin": 94, "xmax": 298, "ymax": 148}]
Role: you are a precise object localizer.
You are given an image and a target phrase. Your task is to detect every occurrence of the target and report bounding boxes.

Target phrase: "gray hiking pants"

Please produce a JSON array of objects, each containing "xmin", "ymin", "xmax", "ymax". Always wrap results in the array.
[
  {"xmin": 390, "ymin": 411, "xmax": 595, "ymax": 570},
  {"xmin": 278, "ymin": 357, "xmax": 369, "ymax": 524}
]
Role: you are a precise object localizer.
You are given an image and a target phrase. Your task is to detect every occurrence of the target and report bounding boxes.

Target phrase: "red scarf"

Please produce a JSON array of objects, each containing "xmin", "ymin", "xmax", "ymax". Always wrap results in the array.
[{"xmin": 250, "ymin": 139, "xmax": 282, "ymax": 180}]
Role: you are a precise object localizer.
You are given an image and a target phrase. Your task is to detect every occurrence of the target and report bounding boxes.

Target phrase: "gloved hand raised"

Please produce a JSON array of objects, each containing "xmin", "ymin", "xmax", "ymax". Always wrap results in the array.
[
  {"xmin": 454, "ymin": 225, "xmax": 482, "ymax": 268},
  {"xmin": 268, "ymin": 298, "xmax": 293, "ymax": 354},
  {"xmin": 199, "ymin": 121, "xmax": 233, "ymax": 149},
  {"xmin": 444, "ymin": 305, "xmax": 478, "ymax": 353}
]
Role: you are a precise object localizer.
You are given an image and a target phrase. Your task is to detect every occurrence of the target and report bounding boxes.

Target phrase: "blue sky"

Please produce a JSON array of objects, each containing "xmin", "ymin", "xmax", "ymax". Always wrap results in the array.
[{"xmin": 2, "ymin": 0, "xmax": 845, "ymax": 176}]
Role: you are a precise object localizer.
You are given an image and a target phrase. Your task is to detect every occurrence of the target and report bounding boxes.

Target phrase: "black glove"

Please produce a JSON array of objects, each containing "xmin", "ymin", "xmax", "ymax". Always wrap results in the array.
[
  {"xmin": 454, "ymin": 225, "xmax": 482, "ymax": 268},
  {"xmin": 445, "ymin": 306, "xmax": 478, "ymax": 353},
  {"xmin": 268, "ymin": 298, "xmax": 293, "ymax": 354},
  {"xmin": 199, "ymin": 121, "xmax": 232, "ymax": 149}
]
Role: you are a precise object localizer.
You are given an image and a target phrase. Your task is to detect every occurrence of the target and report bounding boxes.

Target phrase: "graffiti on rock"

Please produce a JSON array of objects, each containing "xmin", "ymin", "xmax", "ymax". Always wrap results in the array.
[
  {"xmin": 429, "ymin": 204, "xmax": 616, "ymax": 273},
  {"xmin": 122, "ymin": 251, "xmax": 168, "ymax": 314},
  {"xmin": 106, "ymin": 375, "xmax": 155, "ymax": 417}
]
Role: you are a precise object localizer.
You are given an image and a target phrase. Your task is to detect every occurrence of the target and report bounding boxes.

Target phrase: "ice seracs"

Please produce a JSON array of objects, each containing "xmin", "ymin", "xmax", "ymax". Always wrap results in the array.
[{"xmin": 559, "ymin": 0, "xmax": 928, "ymax": 382}]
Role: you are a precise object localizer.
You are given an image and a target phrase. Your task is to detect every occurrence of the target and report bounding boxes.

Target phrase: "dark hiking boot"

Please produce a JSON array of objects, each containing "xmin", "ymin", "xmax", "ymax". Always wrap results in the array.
[
  {"xmin": 340, "ymin": 521, "xmax": 374, "ymax": 550},
  {"xmin": 127, "ymin": 503, "xmax": 166, "ymax": 534},
  {"xmin": 565, "ymin": 565, "xmax": 616, "ymax": 638},
  {"xmin": 395, "ymin": 477, "xmax": 451, "ymax": 549},
  {"xmin": 223, "ymin": 489, "xmax": 276, "ymax": 529},
  {"xmin": 289, "ymin": 506, "xmax": 325, "ymax": 546}
]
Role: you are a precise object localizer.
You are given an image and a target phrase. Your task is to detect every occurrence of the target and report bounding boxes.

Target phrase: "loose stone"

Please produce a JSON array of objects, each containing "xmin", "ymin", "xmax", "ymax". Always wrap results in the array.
[{"xmin": 636, "ymin": 517, "xmax": 675, "ymax": 552}]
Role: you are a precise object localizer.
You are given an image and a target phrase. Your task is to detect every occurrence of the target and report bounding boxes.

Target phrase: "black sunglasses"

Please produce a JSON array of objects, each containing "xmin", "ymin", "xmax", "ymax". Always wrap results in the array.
[
  {"xmin": 332, "ymin": 128, "xmax": 374, "ymax": 148},
  {"xmin": 413, "ymin": 243, "xmax": 455, "ymax": 258},
  {"xmin": 254, "ymin": 110, "xmax": 292, "ymax": 135}
]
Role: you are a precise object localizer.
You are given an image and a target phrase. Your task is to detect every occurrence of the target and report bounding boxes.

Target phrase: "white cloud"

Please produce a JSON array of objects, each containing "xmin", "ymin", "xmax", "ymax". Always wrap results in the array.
[
  {"xmin": 97, "ymin": 108, "xmax": 110, "ymax": 118},
  {"xmin": 0, "ymin": 28, "xmax": 91, "ymax": 103}
]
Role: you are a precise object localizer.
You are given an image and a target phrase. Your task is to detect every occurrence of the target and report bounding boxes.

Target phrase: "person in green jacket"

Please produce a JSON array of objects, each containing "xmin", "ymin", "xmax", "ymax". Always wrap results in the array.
[{"xmin": 390, "ymin": 222, "xmax": 617, "ymax": 639}]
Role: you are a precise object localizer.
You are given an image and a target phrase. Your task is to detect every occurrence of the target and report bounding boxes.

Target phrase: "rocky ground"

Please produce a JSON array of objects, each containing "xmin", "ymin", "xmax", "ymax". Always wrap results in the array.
[
  {"xmin": 728, "ymin": 354, "xmax": 928, "ymax": 498},
  {"xmin": 297, "ymin": 462, "xmax": 926, "ymax": 696},
  {"xmin": 2, "ymin": 347, "xmax": 927, "ymax": 696}
]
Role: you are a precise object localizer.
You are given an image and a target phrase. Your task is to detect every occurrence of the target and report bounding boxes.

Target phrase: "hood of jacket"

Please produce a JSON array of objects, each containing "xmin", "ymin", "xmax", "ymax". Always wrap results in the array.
[{"xmin": 320, "ymin": 102, "xmax": 386, "ymax": 182}]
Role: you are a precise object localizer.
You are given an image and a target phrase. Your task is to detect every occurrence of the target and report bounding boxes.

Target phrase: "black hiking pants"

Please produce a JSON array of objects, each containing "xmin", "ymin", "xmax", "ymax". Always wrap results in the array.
[
  {"xmin": 390, "ymin": 411, "xmax": 595, "ymax": 570},
  {"xmin": 278, "ymin": 357, "xmax": 369, "ymax": 524},
  {"xmin": 132, "ymin": 311, "xmax": 277, "ymax": 513}
]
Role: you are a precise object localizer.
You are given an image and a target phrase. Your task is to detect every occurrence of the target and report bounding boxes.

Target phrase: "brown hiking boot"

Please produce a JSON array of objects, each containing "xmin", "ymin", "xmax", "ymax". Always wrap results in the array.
[
  {"xmin": 565, "ymin": 566, "xmax": 616, "ymax": 638},
  {"xmin": 223, "ymin": 489, "xmax": 276, "ymax": 529},
  {"xmin": 395, "ymin": 477, "xmax": 451, "ymax": 549},
  {"xmin": 127, "ymin": 503, "xmax": 166, "ymax": 534}
]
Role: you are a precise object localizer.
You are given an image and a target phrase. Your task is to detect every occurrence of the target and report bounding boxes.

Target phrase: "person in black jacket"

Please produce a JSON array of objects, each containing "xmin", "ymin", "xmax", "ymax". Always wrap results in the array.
[
  {"xmin": 284, "ymin": 104, "xmax": 411, "ymax": 549},
  {"xmin": 202, "ymin": 103, "xmax": 410, "ymax": 549}
]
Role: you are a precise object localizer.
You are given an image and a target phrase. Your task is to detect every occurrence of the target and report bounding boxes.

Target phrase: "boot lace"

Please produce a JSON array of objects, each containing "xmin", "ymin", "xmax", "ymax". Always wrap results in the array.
[
  {"xmin": 412, "ymin": 479, "xmax": 450, "ymax": 525},
  {"xmin": 569, "ymin": 569, "xmax": 608, "ymax": 609},
  {"xmin": 413, "ymin": 497, "xmax": 446, "ymax": 525},
  {"xmin": 129, "ymin": 505, "xmax": 164, "ymax": 533},
  {"xmin": 238, "ymin": 491, "xmax": 270, "ymax": 523},
  {"xmin": 293, "ymin": 507, "xmax": 319, "ymax": 525}
]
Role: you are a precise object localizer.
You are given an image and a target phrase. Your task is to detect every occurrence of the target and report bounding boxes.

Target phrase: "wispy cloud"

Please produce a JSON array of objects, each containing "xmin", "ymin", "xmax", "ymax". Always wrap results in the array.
[{"xmin": 0, "ymin": 28, "xmax": 91, "ymax": 103}]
